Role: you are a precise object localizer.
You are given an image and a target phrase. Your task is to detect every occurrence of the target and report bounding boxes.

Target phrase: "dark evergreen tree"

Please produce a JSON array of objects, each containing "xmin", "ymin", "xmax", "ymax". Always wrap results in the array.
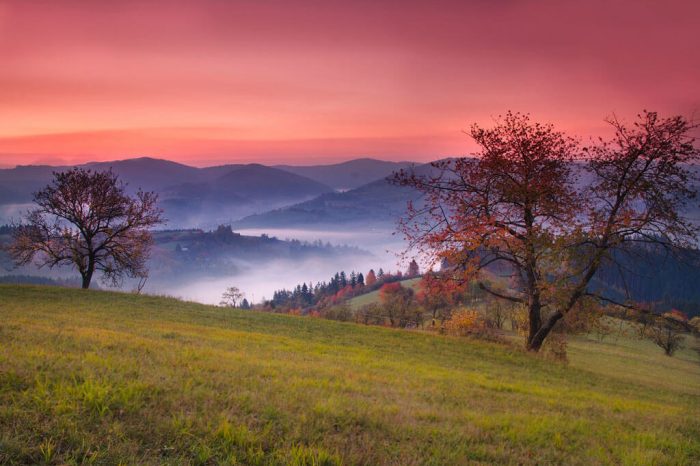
[{"xmin": 407, "ymin": 259, "xmax": 420, "ymax": 277}]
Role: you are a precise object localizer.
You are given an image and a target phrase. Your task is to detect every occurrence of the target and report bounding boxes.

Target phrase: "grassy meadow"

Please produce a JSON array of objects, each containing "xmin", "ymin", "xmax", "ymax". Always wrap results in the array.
[
  {"xmin": 347, "ymin": 278, "xmax": 421, "ymax": 310},
  {"xmin": 1, "ymin": 285, "xmax": 699, "ymax": 465}
]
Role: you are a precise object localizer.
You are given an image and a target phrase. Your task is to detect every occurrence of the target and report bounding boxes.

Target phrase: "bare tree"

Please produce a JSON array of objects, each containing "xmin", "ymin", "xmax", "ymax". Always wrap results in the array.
[
  {"xmin": 644, "ymin": 315, "xmax": 686, "ymax": 356},
  {"xmin": 486, "ymin": 299, "xmax": 512, "ymax": 330},
  {"xmin": 9, "ymin": 168, "xmax": 164, "ymax": 289},
  {"xmin": 395, "ymin": 111, "xmax": 699, "ymax": 351},
  {"xmin": 220, "ymin": 286, "xmax": 245, "ymax": 307}
]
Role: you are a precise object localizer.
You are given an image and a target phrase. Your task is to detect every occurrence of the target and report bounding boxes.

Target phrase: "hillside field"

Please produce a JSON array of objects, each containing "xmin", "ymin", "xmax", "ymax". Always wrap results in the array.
[
  {"xmin": 347, "ymin": 278, "xmax": 421, "ymax": 310},
  {"xmin": 0, "ymin": 285, "xmax": 699, "ymax": 465}
]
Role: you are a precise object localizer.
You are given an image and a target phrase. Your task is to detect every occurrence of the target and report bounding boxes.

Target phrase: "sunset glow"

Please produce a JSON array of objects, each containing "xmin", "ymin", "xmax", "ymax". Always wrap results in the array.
[{"xmin": 1, "ymin": 0, "xmax": 698, "ymax": 167}]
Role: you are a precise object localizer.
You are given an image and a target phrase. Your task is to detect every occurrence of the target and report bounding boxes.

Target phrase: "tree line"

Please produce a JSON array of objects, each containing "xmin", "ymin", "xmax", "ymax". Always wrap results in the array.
[{"xmin": 264, "ymin": 260, "xmax": 421, "ymax": 311}]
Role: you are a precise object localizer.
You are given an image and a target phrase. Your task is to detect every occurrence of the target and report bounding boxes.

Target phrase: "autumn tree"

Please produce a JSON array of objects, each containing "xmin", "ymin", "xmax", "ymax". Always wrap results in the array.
[
  {"xmin": 9, "ymin": 168, "xmax": 163, "ymax": 289},
  {"xmin": 379, "ymin": 282, "xmax": 416, "ymax": 327},
  {"xmin": 394, "ymin": 111, "xmax": 699, "ymax": 351},
  {"xmin": 365, "ymin": 269, "xmax": 377, "ymax": 286},
  {"xmin": 416, "ymin": 272, "xmax": 462, "ymax": 324}
]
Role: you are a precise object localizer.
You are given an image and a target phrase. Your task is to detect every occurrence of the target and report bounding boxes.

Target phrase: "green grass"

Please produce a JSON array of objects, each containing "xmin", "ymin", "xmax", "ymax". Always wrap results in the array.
[
  {"xmin": 1, "ymin": 285, "xmax": 699, "ymax": 465},
  {"xmin": 348, "ymin": 278, "xmax": 421, "ymax": 310}
]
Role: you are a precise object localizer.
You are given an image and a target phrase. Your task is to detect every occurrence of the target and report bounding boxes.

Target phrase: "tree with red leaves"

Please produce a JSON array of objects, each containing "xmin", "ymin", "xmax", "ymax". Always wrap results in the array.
[
  {"xmin": 416, "ymin": 272, "xmax": 463, "ymax": 325},
  {"xmin": 379, "ymin": 282, "xmax": 416, "ymax": 327},
  {"xmin": 365, "ymin": 269, "xmax": 377, "ymax": 286},
  {"xmin": 394, "ymin": 111, "xmax": 699, "ymax": 351}
]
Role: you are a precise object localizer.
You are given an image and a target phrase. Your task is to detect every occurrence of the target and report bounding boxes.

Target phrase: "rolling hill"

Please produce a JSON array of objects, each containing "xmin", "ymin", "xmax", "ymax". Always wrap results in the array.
[
  {"xmin": 233, "ymin": 177, "xmax": 420, "ymax": 230},
  {"xmin": 0, "ymin": 285, "xmax": 698, "ymax": 464},
  {"xmin": 275, "ymin": 158, "xmax": 415, "ymax": 191},
  {"xmin": 232, "ymin": 162, "xmax": 434, "ymax": 230}
]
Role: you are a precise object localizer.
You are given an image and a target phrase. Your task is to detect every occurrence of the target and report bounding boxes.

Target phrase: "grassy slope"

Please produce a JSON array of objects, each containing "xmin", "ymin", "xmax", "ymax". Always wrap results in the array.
[
  {"xmin": 0, "ymin": 286, "xmax": 698, "ymax": 465},
  {"xmin": 347, "ymin": 278, "xmax": 421, "ymax": 310}
]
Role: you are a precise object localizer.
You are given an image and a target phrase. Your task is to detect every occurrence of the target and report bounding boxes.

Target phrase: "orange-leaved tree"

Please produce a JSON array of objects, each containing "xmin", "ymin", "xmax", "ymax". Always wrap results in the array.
[
  {"xmin": 416, "ymin": 271, "xmax": 464, "ymax": 324},
  {"xmin": 365, "ymin": 269, "xmax": 377, "ymax": 286},
  {"xmin": 379, "ymin": 282, "xmax": 416, "ymax": 327},
  {"xmin": 394, "ymin": 111, "xmax": 699, "ymax": 351}
]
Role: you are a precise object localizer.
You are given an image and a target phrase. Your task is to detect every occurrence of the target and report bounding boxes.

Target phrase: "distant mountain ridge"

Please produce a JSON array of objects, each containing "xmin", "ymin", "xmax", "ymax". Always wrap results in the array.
[
  {"xmin": 0, "ymin": 156, "xmax": 417, "ymax": 228},
  {"xmin": 233, "ymin": 162, "xmax": 434, "ymax": 230},
  {"xmin": 275, "ymin": 158, "xmax": 415, "ymax": 190}
]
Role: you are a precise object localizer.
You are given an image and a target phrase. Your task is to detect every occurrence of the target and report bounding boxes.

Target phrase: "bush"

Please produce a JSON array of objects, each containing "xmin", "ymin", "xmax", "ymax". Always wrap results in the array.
[
  {"xmin": 444, "ymin": 308, "xmax": 482, "ymax": 336},
  {"xmin": 509, "ymin": 305, "xmax": 529, "ymax": 335},
  {"xmin": 321, "ymin": 304, "xmax": 353, "ymax": 322}
]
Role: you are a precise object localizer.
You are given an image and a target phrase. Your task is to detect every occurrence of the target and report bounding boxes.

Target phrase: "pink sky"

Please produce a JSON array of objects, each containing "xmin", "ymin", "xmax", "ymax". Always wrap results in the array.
[{"xmin": 0, "ymin": 0, "xmax": 698, "ymax": 167}]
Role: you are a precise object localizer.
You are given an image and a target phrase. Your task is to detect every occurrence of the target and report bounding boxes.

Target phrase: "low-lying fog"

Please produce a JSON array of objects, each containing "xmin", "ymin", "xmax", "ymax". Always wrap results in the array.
[
  {"xmin": 144, "ymin": 228, "xmax": 410, "ymax": 305},
  {"xmin": 0, "ymin": 204, "xmax": 32, "ymax": 224}
]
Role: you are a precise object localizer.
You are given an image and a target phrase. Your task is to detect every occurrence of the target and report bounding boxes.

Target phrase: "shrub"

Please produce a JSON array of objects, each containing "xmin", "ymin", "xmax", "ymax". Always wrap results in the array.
[
  {"xmin": 444, "ymin": 308, "xmax": 482, "ymax": 336},
  {"xmin": 509, "ymin": 305, "xmax": 529, "ymax": 335},
  {"xmin": 321, "ymin": 304, "xmax": 353, "ymax": 322}
]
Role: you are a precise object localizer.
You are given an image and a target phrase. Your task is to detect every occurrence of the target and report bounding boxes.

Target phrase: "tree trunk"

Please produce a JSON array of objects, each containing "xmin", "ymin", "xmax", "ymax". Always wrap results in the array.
[
  {"xmin": 81, "ymin": 259, "xmax": 95, "ymax": 289},
  {"xmin": 527, "ymin": 311, "xmax": 564, "ymax": 351},
  {"xmin": 526, "ymin": 299, "xmax": 542, "ymax": 349}
]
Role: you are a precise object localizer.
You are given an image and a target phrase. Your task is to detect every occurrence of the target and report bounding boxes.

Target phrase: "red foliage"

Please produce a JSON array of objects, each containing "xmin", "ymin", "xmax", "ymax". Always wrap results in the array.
[
  {"xmin": 379, "ymin": 282, "xmax": 402, "ymax": 301},
  {"xmin": 393, "ymin": 111, "xmax": 700, "ymax": 352},
  {"xmin": 365, "ymin": 269, "xmax": 377, "ymax": 286}
]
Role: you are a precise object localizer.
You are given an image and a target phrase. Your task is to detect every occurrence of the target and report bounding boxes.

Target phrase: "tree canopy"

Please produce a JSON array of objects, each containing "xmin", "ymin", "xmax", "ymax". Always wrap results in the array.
[
  {"xmin": 394, "ymin": 111, "xmax": 699, "ymax": 351},
  {"xmin": 9, "ymin": 168, "xmax": 164, "ymax": 289}
]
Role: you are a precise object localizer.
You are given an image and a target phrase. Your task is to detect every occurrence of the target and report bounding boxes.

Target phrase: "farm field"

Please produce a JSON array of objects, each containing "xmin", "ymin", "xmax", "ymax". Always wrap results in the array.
[{"xmin": 0, "ymin": 285, "xmax": 699, "ymax": 465}]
